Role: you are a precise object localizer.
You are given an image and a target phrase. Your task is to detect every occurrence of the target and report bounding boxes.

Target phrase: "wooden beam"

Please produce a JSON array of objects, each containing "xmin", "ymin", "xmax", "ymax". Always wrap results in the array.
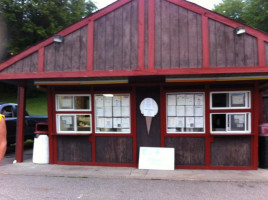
[
  {"xmin": 138, "ymin": 0, "xmax": 145, "ymax": 70},
  {"xmin": 37, "ymin": 47, "xmax": 44, "ymax": 72},
  {"xmin": 16, "ymin": 84, "xmax": 26, "ymax": 163},
  {"xmin": 258, "ymin": 38, "xmax": 266, "ymax": 67},
  {"xmin": 148, "ymin": 0, "xmax": 155, "ymax": 70},
  {"xmin": 87, "ymin": 20, "xmax": 94, "ymax": 71},
  {"xmin": 202, "ymin": 16, "xmax": 210, "ymax": 68}
]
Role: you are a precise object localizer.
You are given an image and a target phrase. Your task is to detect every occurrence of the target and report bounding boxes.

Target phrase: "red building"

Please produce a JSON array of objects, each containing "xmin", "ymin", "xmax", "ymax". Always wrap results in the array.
[{"xmin": 1, "ymin": 0, "xmax": 268, "ymax": 169}]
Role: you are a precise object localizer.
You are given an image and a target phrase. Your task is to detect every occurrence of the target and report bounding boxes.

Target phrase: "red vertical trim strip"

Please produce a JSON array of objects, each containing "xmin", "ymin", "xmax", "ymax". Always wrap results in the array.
[
  {"xmin": 38, "ymin": 47, "xmax": 44, "ymax": 72},
  {"xmin": 138, "ymin": 0, "xmax": 145, "ymax": 70},
  {"xmin": 160, "ymin": 85, "xmax": 165, "ymax": 147},
  {"xmin": 259, "ymin": 90, "xmax": 263, "ymax": 124},
  {"xmin": 202, "ymin": 15, "xmax": 210, "ymax": 68},
  {"xmin": 87, "ymin": 20, "xmax": 94, "ymax": 71},
  {"xmin": 47, "ymin": 87, "xmax": 54, "ymax": 164},
  {"xmin": 148, "ymin": 0, "xmax": 155, "ymax": 70},
  {"xmin": 205, "ymin": 84, "xmax": 211, "ymax": 167},
  {"xmin": 132, "ymin": 87, "xmax": 137, "ymax": 164},
  {"xmin": 16, "ymin": 84, "xmax": 26, "ymax": 163},
  {"xmin": 252, "ymin": 83, "xmax": 259, "ymax": 169},
  {"xmin": 258, "ymin": 39, "xmax": 265, "ymax": 67},
  {"xmin": 91, "ymin": 90, "xmax": 96, "ymax": 163}
]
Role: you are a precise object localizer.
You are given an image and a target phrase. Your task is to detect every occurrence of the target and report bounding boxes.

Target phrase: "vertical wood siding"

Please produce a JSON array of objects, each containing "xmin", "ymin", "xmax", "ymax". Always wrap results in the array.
[
  {"xmin": 265, "ymin": 42, "xmax": 268, "ymax": 66},
  {"xmin": 154, "ymin": 0, "xmax": 202, "ymax": 69},
  {"xmin": 1, "ymin": 52, "xmax": 38, "ymax": 73},
  {"xmin": 94, "ymin": 0, "xmax": 138, "ymax": 71},
  {"xmin": 44, "ymin": 26, "xmax": 88, "ymax": 72},
  {"xmin": 209, "ymin": 19, "xmax": 258, "ymax": 67}
]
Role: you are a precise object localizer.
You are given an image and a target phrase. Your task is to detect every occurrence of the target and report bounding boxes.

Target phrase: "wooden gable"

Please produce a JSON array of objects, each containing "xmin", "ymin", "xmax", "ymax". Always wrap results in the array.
[{"xmin": 0, "ymin": 0, "xmax": 267, "ymax": 80}]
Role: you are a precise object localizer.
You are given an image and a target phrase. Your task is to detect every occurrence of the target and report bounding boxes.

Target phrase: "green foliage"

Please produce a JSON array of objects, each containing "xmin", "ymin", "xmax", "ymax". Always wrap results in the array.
[
  {"xmin": 0, "ymin": 0, "xmax": 97, "ymax": 61},
  {"xmin": 213, "ymin": 0, "xmax": 268, "ymax": 33}
]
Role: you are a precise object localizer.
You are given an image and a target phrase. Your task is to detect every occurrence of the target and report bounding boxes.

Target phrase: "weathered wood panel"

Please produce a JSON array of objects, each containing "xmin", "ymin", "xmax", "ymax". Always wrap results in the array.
[
  {"xmin": 95, "ymin": 137, "xmax": 133, "ymax": 164},
  {"xmin": 265, "ymin": 42, "xmax": 268, "ymax": 66},
  {"xmin": 136, "ymin": 86, "xmax": 161, "ymax": 161},
  {"xmin": 209, "ymin": 19, "xmax": 258, "ymax": 67},
  {"xmin": 154, "ymin": 0, "xmax": 202, "ymax": 69},
  {"xmin": 1, "ymin": 52, "xmax": 38, "ymax": 73},
  {"xmin": 44, "ymin": 26, "xmax": 88, "ymax": 72},
  {"xmin": 57, "ymin": 136, "xmax": 92, "ymax": 162},
  {"xmin": 165, "ymin": 137, "xmax": 205, "ymax": 166},
  {"xmin": 94, "ymin": 0, "xmax": 138, "ymax": 71},
  {"xmin": 211, "ymin": 136, "xmax": 251, "ymax": 166}
]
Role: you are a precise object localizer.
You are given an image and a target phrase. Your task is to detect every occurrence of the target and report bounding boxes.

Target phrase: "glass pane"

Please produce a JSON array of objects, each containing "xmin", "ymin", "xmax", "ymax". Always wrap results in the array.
[
  {"xmin": 95, "ymin": 94, "xmax": 131, "ymax": 133},
  {"xmin": 59, "ymin": 115, "xmax": 74, "ymax": 131},
  {"xmin": 212, "ymin": 93, "xmax": 228, "ymax": 108},
  {"xmin": 58, "ymin": 96, "xmax": 73, "ymax": 109},
  {"xmin": 77, "ymin": 115, "xmax": 91, "ymax": 132},
  {"xmin": 230, "ymin": 114, "xmax": 245, "ymax": 131},
  {"xmin": 230, "ymin": 93, "xmax": 246, "ymax": 107},
  {"xmin": 212, "ymin": 114, "xmax": 226, "ymax": 131},
  {"xmin": 74, "ymin": 96, "xmax": 90, "ymax": 110}
]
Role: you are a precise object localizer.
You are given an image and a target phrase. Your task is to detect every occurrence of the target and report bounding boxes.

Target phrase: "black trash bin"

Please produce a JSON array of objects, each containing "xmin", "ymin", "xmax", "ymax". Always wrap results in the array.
[{"xmin": 259, "ymin": 124, "xmax": 268, "ymax": 169}]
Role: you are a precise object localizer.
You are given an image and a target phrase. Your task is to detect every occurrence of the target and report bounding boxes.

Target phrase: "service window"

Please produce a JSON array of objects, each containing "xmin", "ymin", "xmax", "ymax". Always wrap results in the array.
[
  {"xmin": 166, "ymin": 92, "xmax": 205, "ymax": 133},
  {"xmin": 211, "ymin": 113, "xmax": 251, "ymax": 134},
  {"xmin": 56, "ymin": 94, "xmax": 92, "ymax": 134},
  {"xmin": 210, "ymin": 91, "xmax": 250, "ymax": 109},
  {"xmin": 95, "ymin": 94, "xmax": 131, "ymax": 134}
]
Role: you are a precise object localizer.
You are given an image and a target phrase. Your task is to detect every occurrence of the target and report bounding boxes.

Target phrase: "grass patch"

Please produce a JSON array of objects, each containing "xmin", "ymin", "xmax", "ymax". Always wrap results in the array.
[{"xmin": 0, "ymin": 84, "xmax": 47, "ymax": 116}]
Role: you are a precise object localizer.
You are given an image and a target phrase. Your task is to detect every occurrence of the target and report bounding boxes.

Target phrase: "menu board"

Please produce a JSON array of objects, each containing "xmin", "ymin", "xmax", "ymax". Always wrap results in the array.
[
  {"xmin": 167, "ymin": 93, "xmax": 205, "ymax": 133},
  {"xmin": 95, "ymin": 94, "xmax": 131, "ymax": 133}
]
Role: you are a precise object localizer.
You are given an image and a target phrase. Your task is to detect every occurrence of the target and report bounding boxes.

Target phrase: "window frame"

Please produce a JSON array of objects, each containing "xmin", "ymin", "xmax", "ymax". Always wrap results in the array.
[
  {"xmin": 94, "ymin": 93, "xmax": 131, "ymax": 134},
  {"xmin": 210, "ymin": 91, "xmax": 251, "ymax": 110},
  {"xmin": 56, "ymin": 113, "xmax": 92, "ymax": 134},
  {"xmin": 56, "ymin": 94, "xmax": 91, "ymax": 111},
  {"xmin": 166, "ymin": 92, "xmax": 206, "ymax": 134},
  {"xmin": 210, "ymin": 112, "xmax": 251, "ymax": 134}
]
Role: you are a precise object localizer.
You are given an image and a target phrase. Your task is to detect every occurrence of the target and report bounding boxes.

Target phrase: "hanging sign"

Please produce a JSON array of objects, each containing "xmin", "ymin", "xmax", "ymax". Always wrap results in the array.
[{"xmin": 140, "ymin": 98, "xmax": 158, "ymax": 134}]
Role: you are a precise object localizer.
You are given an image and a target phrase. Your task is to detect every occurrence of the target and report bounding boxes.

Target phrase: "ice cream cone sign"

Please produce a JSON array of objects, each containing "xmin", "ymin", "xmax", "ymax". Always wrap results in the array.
[{"xmin": 140, "ymin": 98, "xmax": 158, "ymax": 135}]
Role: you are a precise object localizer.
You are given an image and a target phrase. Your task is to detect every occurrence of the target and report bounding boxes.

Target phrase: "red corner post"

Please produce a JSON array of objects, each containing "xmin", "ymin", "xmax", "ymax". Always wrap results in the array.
[{"xmin": 16, "ymin": 83, "xmax": 27, "ymax": 163}]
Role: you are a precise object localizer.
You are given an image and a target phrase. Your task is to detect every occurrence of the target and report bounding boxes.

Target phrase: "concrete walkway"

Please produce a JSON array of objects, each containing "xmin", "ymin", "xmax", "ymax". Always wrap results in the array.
[{"xmin": 1, "ymin": 159, "xmax": 268, "ymax": 182}]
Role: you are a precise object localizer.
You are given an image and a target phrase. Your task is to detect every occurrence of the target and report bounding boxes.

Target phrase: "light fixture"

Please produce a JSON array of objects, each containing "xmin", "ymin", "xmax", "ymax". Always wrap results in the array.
[
  {"xmin": 53, "ymin": 35, "xmax": 64, "ymax": 43},
  {"xmin": 234, "ymin": 26, "xmax": 246, "ymax": 35}
]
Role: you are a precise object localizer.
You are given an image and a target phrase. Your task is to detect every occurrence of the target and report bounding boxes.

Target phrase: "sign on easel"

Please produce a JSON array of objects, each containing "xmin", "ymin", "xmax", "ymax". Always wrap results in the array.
[{"xmin": 138, "ymin": 147, "xmax": 175, "ymax": 170}]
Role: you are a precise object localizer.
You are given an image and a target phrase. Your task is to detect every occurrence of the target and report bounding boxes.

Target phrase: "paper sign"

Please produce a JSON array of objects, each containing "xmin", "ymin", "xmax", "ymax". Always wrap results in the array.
[{"xmin": 138, "ymin": 147, "xmax": 175, "ymax": 170}]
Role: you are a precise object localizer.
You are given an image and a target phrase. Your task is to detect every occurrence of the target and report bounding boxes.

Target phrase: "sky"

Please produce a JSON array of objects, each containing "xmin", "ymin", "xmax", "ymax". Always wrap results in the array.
[{"xmin": 94, "ymin": 0, "xmax": 223, "ymax": 10}]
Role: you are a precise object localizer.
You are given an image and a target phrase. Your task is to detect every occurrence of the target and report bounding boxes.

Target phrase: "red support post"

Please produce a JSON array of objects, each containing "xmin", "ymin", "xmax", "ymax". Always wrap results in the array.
[
  {"xmin": 87, "ymin": 20, "xmax": 94, "ymax": 71},
  {"xmin": 258, "ymin": 38, "xmax": 266, "ymax": 67},
  {"xmin": 37, "ymin": 47, "xmax": 44, "ymax": 72},
  {"xmin": 16, "ymin": 84, "xmax": 26, "ymax": 163},
  {"xmin": 148, "ymin": 0, "xmax": 155, "ymax": 70}
]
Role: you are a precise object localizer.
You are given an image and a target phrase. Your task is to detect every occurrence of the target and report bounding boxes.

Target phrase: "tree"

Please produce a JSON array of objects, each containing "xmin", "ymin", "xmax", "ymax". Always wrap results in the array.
[
  {"xmin": 0, "ymin": 0, "xmax": 97, "ymax": 61},
  {"xmin": 213, "ymin": 0, "xmax": 268, "ymax": 33}
]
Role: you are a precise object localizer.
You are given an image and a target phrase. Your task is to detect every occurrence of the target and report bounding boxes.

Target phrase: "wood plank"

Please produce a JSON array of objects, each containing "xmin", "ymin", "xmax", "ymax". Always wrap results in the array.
[
  {"xmin": 209, "ymin": 19, "xmax": 217, "ymax": 67},
  {"xmin": 165, "ymin": 137, "xmax": 205, "ymax": 166},
  {"xmin": 160, "ymin": 0, "xmax": 170, "ymax": 69},
  {"xmin": 44, "ymin": 44, "xmax": 54, "ymax": 72},
  {"xmin": 113, "ymin": 7, "xmax": 123, "ymax": 70},
  {"xmin": 122, "ymin": 3, "xmax": 132, "ymax": 70},
  {"xmin": 144, "ymin": 0, "xmax": 148, "ymax": 69},
  {"xmin": 130, "ymin": 0, "xmax": 139, "ymax": 70},
  {"xmin": 211, "ymin": 136, "xmax": 251, "ymax": 166},
  {"xmin": 94, "ymin": 17, "xmax": 106, "ymax": 70},
  {"xmin": 63, "ymin": 33, "xmax": 73, "ymax": 71},
  {"xmin": 225, "ymin": 26, "xmax": 235, "ymax": 67},
  {"xmin": 197, "ymin": 14, "xmax": 202, "ymax": 68},
  {"xmin": 253, "ymin": 37, "xmax": 258, "ymax": 66},
  {"xmin": 96, "ymin": 137, "xmax": 133, "ymax": 164},
  {"xmin": 215, "ymin": 21, "xmax": 226, "ymax": 67},
  {"xmin": 57, "ymin": 136, "xmax": 92, "ymax": 162},
  {"xmin": 71, "ymin": 30, "xmax": 81, "ymax": 71},
  {"xmin": 30, "ymin": 52, "xmax": 38, "ymax": 72},
  {"xmin": 244, "ymin": 35, "xmax": 255, "ymax": 66},
  {"xmin": 105, "ymin": 12, "xmax": 115, "ymax": 71},
  {"xmin": 179, "ymin": 7, "xmax": 189, "ymax": 68},
  {"xmin": 80, "ymin": 26, "xmax": 88, "ymax": 71},
  {"xmin": 188, "ymin": 11, "xmax": 199, "ymax": 68},
  {"xmin": 154, "ymin": 0, "xmax": 161, "ymax": 69},
  {"xmin": 170, "ymin": 3, "xmax": 180, "ymax": 68},
  {"xmin": 234, "ymin": 34, "xmax": 245, "ymax": 66}
]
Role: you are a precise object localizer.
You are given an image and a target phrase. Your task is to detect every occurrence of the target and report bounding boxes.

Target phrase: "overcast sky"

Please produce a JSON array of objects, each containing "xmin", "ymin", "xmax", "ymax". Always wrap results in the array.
[{"xmin": 94, "ymin": 0, "xmax": 223, "ymax": 10}]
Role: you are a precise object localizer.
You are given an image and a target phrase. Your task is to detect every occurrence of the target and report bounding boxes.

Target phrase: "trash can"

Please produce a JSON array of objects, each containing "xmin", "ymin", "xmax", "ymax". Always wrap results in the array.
[
  {"xmin": 259, "ymin": 123, "xmax": 268, "ymax": 168},
  {"xmin": 32, "ymin": 123, "xmax": 49, "ymax": 164}
]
